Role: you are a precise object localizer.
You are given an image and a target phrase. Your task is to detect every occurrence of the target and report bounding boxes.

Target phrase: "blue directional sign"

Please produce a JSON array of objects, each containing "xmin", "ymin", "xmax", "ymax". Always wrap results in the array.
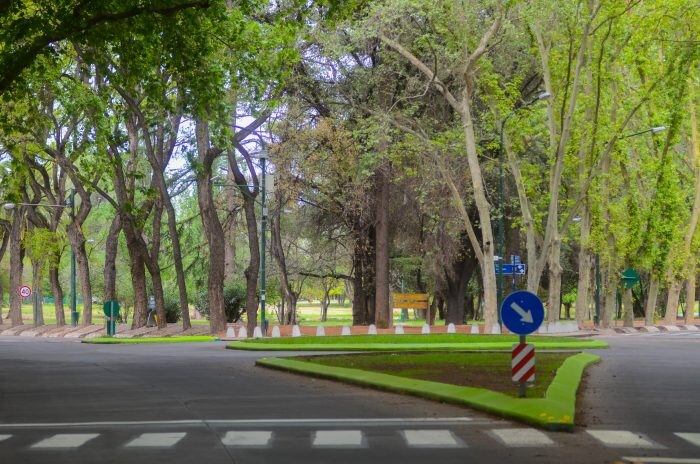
[
  {"xmin": 500, "ymin": 290, "xmax": 544, "ymax": 335},
  {"xmin": 512, "ymin": 255, "xmax": 521, "ymax": 265},
  {"xmin": 496, "ymin": 263, "xmax": 527, "ymax": 275}
]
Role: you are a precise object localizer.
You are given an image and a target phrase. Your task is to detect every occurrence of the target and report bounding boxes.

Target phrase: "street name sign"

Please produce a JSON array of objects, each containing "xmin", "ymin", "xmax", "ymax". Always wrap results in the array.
[
  {"xmin": 500, "ymin": 290, "xmax": 544, "ymax": 335},
  {"xmin": 496, "ymin": 263, "xmax": 527, "ymax": 275}
]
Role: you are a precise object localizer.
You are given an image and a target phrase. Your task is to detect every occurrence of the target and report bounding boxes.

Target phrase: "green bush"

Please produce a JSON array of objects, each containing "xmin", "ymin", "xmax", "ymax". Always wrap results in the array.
[
  {"xmin": 195, "ymin": 281, "xmax": 246, "ymax": 323},
  {"xmin": 164, "ymin": 299, "xmax": 181, "ymax": 323}
]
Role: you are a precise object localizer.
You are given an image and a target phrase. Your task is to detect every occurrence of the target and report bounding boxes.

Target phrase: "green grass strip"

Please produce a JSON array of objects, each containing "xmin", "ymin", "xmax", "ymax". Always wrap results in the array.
[
  {"xmin": 228, "ymin": 339, "xmax": 607, "ymax": 352},
  {"xmin": 83, "ymin": 336, "xmax": 217, "ymax": 344},
  {"xmin": 256, "ymin": 352, "xmax": 599, "ymax": 431}
]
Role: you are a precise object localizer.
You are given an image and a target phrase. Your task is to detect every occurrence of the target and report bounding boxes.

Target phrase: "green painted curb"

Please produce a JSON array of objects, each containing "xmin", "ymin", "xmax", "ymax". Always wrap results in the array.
[
  {"xmin": 228, "ymin": 340, "xmax": 607, "ymax": 352},
  {"xmin": 256, "ymin": 352, "xmax": 600, "ymax": 431}
]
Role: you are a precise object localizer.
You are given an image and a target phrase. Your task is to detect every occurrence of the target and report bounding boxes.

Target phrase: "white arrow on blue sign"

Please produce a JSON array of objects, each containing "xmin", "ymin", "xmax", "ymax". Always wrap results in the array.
[
  {"xmin": 500, "ymin": 291, "xmax": 545, "ymax": 335},
  {"xmin": 497, "ymin": 263, "xmax": 527, "ymax": 275}
]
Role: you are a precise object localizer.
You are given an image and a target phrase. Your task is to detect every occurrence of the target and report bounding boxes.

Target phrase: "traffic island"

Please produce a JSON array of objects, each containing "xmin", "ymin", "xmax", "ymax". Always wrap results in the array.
[
  {"xmin": 227, "ymin": 334, "xmax": 608, "ymax": 351},
  {"xmin": 256, "ymin": 351, "xmax": 600, "ymax": 431}
]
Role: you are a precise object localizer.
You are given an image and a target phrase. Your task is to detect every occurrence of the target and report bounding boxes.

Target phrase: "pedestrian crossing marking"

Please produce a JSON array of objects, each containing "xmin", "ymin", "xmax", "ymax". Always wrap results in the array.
[
  {"xmin": 587, "ymin": 430, "xmax": 661, "ymax": 448},
  {"xmin": 312, "ymin": 430, "xmax": 364, "ymax": 447},
  {"xmin": 221, "ymin": 431, "xmax": 272, "ymax": 447},
  {"xmin": 490, "ymin": 428, "xmax": 555, "ymax": 447},
  {"xmin": 31, "ymin": 433, "xmax": 99, "ymax": 449},
  {"xmin": 401, "ymin": 429, "xmax": 463, "ymax": 448},
  {"xmin": 0, "ymin": 434, "xmax": 11, "ymax": 442},
  {"xmin": 676, "ymin": 433, "xmax": 700, "ymax": 448},
  {"xmin": 125, "ymin": 432, "xmax": 186, "ymax": 447}
]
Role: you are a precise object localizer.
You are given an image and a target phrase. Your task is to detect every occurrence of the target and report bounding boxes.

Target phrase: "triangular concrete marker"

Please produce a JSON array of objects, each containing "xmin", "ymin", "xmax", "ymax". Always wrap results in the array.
[
  {"xmin": 470, "ymin": 324, "xmax": 480, "ymax": 334},
  {"xmin": 238, "ymin": 326, "xmax": 248, "ymax": 339},
  {"xmin": 225, "ymin": 327, "xmax": 235, "ymax": 338},
  {"xmin": 447, "ymin": 323, "xmax": 456, "ymax": 333},
  {"xmin": 341, "ymin": 326, "xmax": 351, "ymax": 336},
  {"xmin": 316, "ymin": 325, "xmax": 325, "ymax": 336},
  {"xmin": 368, "ymin": 324, "xmax": 377, "ymax": 335},
  {"xmin": 395, "ymin": 325, "xmax": 404, "ymax": 335},
  {"xmin": 253, "ymin": 326, "xmax": 263, "ymax": 338},
  {"xmin": 271, "ymin": 326, "xmax": 281, "ymax": 337},
  {"xmin": 421, "ymin": 324, "xmax": 430, "ymax": 334},
  {"xmin": 491, "ymin": 324, "xmax": 501, "ymax": 334},
  {"xmin": 292, "ymin": 325, "xmax": 301, "ymax": 337}
]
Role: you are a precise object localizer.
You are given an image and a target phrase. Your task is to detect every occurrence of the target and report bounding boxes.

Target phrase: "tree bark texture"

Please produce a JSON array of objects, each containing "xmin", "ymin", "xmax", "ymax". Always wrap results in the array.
[
  {"xmin": 49, "ymin": 266, "xmax": 65, "ymax": 326},
  {"xmin": 374, "ymin": 163, "xmax": 391, "ymax": 328},
  {"xmin": 645, "ymin": 275, "xmax": 660, "ymax": 326},
  {"xmin": 9, "ymin": 208, "xmax": 24, "ymax": 326}
]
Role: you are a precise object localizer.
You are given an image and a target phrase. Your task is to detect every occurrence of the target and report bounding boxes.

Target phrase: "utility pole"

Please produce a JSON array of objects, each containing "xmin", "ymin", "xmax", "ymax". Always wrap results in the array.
[
  {"xmin": 69, "ymin": 188, "xmax": 78, "ymax": 327},
  {"xmin": 259, "ymin": 153, "xmax": 268, "ymax": 335}
]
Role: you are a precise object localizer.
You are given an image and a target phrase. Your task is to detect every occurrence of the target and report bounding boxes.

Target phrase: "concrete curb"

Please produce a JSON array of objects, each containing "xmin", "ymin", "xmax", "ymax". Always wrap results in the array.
[{"xmin": 256, "ymin": 352, "xmax": 600, "ymax": 431}]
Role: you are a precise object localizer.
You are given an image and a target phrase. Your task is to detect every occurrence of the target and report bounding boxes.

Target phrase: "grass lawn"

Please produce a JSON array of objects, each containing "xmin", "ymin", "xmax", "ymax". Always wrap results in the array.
[
  {"xmin": 228, "ymin": 333, "xmax": 608, "ymax": 351},
  {"xmin": 83, "ymin": 335, "xmax": 216, "ymax": 344},
  {"xmin": 299, "ymin": 352, "xmax": 570, "ymax": 398}
]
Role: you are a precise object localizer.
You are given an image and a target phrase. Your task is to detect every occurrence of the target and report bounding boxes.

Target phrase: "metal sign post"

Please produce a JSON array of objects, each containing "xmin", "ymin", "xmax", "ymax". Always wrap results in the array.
[{"xmin": 500, "ymin": 290, "xmax": 544, "ymax": 398}]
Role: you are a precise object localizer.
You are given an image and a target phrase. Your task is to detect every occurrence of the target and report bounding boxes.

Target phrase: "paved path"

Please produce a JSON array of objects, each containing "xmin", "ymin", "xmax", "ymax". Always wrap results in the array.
[{"xmin": 0, "ymin": 334, "xmax": 699, "ymax": 463}]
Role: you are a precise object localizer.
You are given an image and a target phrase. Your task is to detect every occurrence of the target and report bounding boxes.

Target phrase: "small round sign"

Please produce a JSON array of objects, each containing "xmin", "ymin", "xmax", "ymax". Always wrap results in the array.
[
  {"xmin": 18, "ymin": 285, "xmax": 32, "ymax": 298},
  {"xmin": 500, "ymin": 290, "xmax": 545, "ymax": 335}
]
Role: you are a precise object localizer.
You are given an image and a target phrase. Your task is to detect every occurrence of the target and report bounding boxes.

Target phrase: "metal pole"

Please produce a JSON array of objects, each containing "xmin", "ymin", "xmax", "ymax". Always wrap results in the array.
[
  {"xmin": 519, "ymin": 334, "xmax": 527, "ymax": 398},
  {"xmin": 70, "ymin": 189, "xmax": 78, "ymax": 327},
  {"xmin": 259, "ymin": 155, "xmax": 267, "ymax": 335},
  {"xmin": 497, "ymin": 123, "xmax": 507, "ymax": 328},
  {"xmin": 594, "ymin": 253, "xmax": 601, "ymax": 326}
]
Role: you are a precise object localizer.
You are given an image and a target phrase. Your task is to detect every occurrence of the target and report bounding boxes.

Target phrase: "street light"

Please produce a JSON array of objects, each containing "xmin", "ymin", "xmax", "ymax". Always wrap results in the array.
[
  {"xmin": 259, "ymin": 152, "xmax": 268, "ymax": 336},
  {"xmin": 497, "ymin": 91, "xmax": 551, "ymax": 325},
  {"xmin": 3, "ymin": 191, "xmax": 79, "ymax": 327}
]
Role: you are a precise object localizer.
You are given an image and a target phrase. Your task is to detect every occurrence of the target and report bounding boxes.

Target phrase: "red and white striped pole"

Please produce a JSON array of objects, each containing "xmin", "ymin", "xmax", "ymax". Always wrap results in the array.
[{"xmin": 512, "ymin": 336, "xmax": 535, "ymax": 398}]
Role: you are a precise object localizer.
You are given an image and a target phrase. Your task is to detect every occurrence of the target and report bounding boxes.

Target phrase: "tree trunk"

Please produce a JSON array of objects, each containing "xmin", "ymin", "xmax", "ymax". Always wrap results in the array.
[
  {"xmin": 67, "ymin": 224, "xmax": 92, "ymax": 325},
  {"xmin": 241, "ymin": 194, "xmax": 260, "ymax": 335},
  {"xmin": 547, "ymin": 233, "xmax": 562, "ymax": 322},
  {"xmin": 31, "ymin": 259, "xmax": 44, "ymax": 326},
  {"xmin": 622, "ymin": 287, "xmax": 634, "ymax": 327},
  {"xmin": 103, "ymin": 216, "xmax": 120, "ymax": 302},
  {"xmin": 685, "ymin": 270, "xmax": 695, "ymax": 324},
  {"xmin": 645, "ymin": 275, "xmax": 659, "ymax": 325},
  {"xmin": 128, "ymin": 250, "xmax": 148, "ymax": 328},
  {"xmin": 665, "ymin": 280, "xmax": 682, "ymax": 324},
  {"xmin": 374, "ymin": 163, "xmax": 391, "ymax": 328},
  {"xmin": 601, "ymin": 272, "xmax": 616, "ymax": 328},
  {"xmin": 575, "ymin": 208, "xmax": 592, "ymax": 325},
  {"xmin": 9, "ymin": 208, "xmax": 24, "ymax": 326},
  {"xmin": 49, "ymin": 266, "xmax": 65, "ymax": 326}
]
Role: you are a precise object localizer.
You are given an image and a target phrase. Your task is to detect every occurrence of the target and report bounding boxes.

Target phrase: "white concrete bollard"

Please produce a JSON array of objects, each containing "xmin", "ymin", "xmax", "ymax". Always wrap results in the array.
[
  {"xmin": 226, "ymin": 327, "xmax": 235, "ymax": 338},
  {"xmin": 341, "ymin": 326, "xmax": 351, "ymax": 336},
  {"xmin": 470, "ymin": 324, "xmax": 480, "ymax": 334},
  {"xmin": 421, "ymin": 324, "xmax": 430, "ymax": 334},
  {"xmin": 292, "ymin": 325, "xmax": 301, "ymax": 337},
  {"xmin": 395, "ymin": 325, "xmax": 404, "ymax": 335},
  {"xmin": 447, "ymin": 323, "xmax": 456, "ymax": 334},
  {"xmin": 316, "ymin": 325, "xmax": 325, "ymax": 337},
  {"xmin": 368, "ymin": 324, "xmax": 377, "ymax": 335},
  {"xmin": 490, "ymin": 324, "xmax": 501, "ymax": 334},
  {"xmin": 238, "ymin": 326, "xmax": 248, "ymax": 339},
  {"xmin": 271, "ymin": 326, "xmax": 281, "ymax": 338},
  {"xmin": 253, "ymin": 326, "xmax": 263, "ymax": 339}
]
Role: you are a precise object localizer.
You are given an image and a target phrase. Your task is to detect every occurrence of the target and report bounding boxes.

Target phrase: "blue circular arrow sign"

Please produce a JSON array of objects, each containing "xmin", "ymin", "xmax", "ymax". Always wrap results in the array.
[{"xmin": 500, "ymin": 290, "xmax": 545, "ymax": 335}]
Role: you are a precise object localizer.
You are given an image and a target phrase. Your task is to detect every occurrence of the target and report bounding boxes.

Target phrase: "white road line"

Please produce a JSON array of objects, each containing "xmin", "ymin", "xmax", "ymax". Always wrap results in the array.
[
  {"xmin": 31, "ymin": 433, "xmax": 99, "ymax": 449},
  {"xmin": 622, "ymin": 458, "xmax": 700, "ymax": 463},
  {"xmin": 676, "ymin": 433, "xmax": 700, "ymax": 447},
  {"xmin": 221, "ymin": 431, "xmax": 273, "ymax": 447},
  {"xmin": 587, "ymin": 430, "xmax": 661, "ymax": 448},
  {"xmin": 0, "ymin": 417, "xmax": 477, "ymax": 428},
  {"xmin": 490, "ymin": 428, "xmax": 555, "ymax": 447},
  {"xmin": 400, "ymin": 429, "xmax": 463, "ymax": 448},
  {"xmin": 312, "ymin": 430, "xmax": 364, "ymax": 448},
  {"xmin": 0, "ymin": 434, "xmax": 11, "ymax": 442},
  {"xmin": 125, "ymin": 432, "xmax": 186, "ymax": 448}
]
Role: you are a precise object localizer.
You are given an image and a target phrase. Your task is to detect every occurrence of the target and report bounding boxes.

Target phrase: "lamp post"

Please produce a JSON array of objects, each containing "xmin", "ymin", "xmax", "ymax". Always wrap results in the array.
[
  {"xmin": 497, "ymin": 91, "xmax": 551, "ymax": 321},
  {"xmin": 3, "ymin": 193, "xmax": 78, "ymax": 326},
  {"xmin": 591, "ymin": 125, "xmax": 667, "ymax": 327},
  {"xmin": 259, "ymin": 153, "xmax": 268, "ymax": 335}
]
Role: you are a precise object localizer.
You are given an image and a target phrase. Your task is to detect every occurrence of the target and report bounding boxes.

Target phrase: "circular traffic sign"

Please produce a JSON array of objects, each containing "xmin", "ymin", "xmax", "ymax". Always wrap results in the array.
[
  {"xmin": 18, "ymin": 285, "xmax": 32, "ymax": 298},
  {"xmin": 500, "ymin": 290, "xmax": 545, "ymax": 335},
  {"xmin": 102, "ymin": 300, "xmax": 121, "ymax": 317}
]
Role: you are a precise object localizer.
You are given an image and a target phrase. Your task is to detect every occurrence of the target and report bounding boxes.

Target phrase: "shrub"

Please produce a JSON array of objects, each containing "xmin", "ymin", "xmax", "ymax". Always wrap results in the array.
[
  {"xmin": 164, "ymin": 299, "xmax": 181, "ymax": 323},
  {"xmin": 195, "ymin": 281, "xmax": 246, "ymax": 323}
]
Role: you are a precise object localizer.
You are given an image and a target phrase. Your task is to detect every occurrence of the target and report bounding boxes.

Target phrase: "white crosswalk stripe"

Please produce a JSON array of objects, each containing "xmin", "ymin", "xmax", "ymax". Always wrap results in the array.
[
  {"xmin": 221, "ymin": 431, "xmax": 273, "ymax": 447},
  {"xmin": 125, "ymin": 432, "xmax": 186, "ymax": 447},
  {"xmin": 31, "ymin": 433, "xmax": 99, "ymax": 449},
  {"xmin": 675, "ymin": 433, "xmax": 700, "ymax": 447},
  {"xmin": 490, "ymin": 428, "xmax": 555, "ymax": 447},
  {"xmin": 401, "ymin": 429, "xmax": 463, "ymax": 448},
  {"xmin": 312, "ymin": 430, "xmax": 364, "ymax": 447},
  {"xmin": 0, "ymin": 434, "xmax": 11, "ymax": 442},
  {"xmin": 587, "ymin": 430, "xmax": 661, "ymax": 448}
]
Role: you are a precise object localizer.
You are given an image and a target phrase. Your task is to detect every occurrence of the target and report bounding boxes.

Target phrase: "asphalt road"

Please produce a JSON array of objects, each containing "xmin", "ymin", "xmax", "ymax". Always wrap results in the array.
[{"xmin": 0, "ymin": 331, "xmax": 699, "ymax": 464}]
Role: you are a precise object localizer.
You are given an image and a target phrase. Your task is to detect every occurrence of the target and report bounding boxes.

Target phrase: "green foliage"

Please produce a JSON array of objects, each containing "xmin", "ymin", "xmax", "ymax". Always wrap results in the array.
[{"xmin": 195, "ymin": 281, "xmax": 246, "ymax": 323}]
